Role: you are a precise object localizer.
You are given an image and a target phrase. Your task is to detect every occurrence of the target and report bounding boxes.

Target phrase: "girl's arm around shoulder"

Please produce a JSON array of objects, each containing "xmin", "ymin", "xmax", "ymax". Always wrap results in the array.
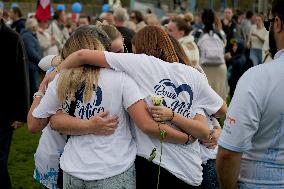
[{"xmin": 57, "ymin": 50, "xmax": 110, "ymax": 70}]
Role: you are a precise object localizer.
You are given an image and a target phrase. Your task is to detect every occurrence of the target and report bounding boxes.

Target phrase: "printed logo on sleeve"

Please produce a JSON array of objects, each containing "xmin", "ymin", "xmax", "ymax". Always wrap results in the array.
[{"xmin": 226, "ymin": 116, "xmax": 236, "ymax": 125}]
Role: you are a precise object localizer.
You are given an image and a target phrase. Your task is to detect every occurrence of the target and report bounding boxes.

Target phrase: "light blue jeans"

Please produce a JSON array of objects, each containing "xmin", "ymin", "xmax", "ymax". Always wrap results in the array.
[
  {"xmin": 238, "ymin": 182, "xmax": 284, "ymax": 189},
  {"xmin": 63, "ymin": 164, "xmax": 136, "ymax": 189},
  {"xmin": 250, "ymin": 48, "xmax": 263, "ymax": 66}
]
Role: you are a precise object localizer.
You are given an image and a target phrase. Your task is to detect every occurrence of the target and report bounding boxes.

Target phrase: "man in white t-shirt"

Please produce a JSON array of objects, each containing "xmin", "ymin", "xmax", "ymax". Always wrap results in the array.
[
  {"xmin": 53, "ymin": 50, "xmax": 226, "ymax": 187},
  {"xmin": 217, "ymin": 1, "xmax": 284, "ymax": 188}
]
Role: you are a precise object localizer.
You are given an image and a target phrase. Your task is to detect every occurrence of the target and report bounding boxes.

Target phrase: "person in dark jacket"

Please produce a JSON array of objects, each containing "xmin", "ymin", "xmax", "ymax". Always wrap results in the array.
[
  {"xmin": 0, "ymin": 14, "xmax": 30, "ymax": 189},
  {"xmin": 21, "ymin": 18, "xmax": 43, "ymax": 102},
  {"xmin": 10, "ymin": 6, "xmax": 26, "ymax": 34},
  {"xmin": 226, "ymin": 38, "xmax": 252, "ymax": 98}
]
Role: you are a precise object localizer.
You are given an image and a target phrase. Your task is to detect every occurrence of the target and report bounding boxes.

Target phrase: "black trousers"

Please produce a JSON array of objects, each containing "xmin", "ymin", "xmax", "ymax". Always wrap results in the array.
[
  {"xmin": 0, "ymin": 126, "xmax": 14, "ymax": 189},
  {"xmin": 135, "ymin": 156, "xmax": 200, "ymax": 189}
]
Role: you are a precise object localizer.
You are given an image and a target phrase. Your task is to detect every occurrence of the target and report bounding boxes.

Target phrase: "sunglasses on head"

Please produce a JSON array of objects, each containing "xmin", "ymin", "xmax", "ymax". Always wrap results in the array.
[{"xmin": 264, "ymin": 17, "xmax": 275, "ymax": 31}]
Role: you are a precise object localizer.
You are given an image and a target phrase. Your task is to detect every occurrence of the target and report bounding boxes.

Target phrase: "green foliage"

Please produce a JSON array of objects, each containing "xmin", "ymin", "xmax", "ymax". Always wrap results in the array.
[{"xmin": 8, "ymin": 125, "xmax": 45, "ymax": 189}]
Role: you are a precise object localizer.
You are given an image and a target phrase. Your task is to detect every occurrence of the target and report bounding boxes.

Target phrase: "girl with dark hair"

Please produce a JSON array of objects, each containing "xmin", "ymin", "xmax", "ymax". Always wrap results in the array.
[{"xmin": 198, "ymin": 9, "xmax": 228, "ymax": 101}]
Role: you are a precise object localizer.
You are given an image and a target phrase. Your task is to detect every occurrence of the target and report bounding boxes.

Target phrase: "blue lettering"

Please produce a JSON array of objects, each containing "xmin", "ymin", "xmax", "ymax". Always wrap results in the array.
[{"xmin": 154, "ymin": 84, "xmax": 177, "ymax": 99}]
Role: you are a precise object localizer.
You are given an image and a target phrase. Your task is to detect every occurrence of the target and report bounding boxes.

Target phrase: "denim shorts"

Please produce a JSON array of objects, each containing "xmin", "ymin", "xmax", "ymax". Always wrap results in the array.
[{"xmin": 63, "ymin": 164, "xmax": 136, "ymax": 189}]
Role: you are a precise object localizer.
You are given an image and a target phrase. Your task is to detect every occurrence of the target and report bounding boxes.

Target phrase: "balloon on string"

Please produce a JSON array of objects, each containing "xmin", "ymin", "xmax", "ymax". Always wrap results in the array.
[
  {"xmin": 72, "ymin": 2, "xmax": 82, "ymax": 13},
  {"xmin": 11, "ymin": 2, "xmax": 18, "ymax": 9},
  {"xmin": 57, "ymin": 4, "xmax": 66, "ymax": 11},
  {"xmin": 102, "ymin": 4, "xmax": 109, "ymax": 13},
  {"xmin": 50, "ymin": 6, "xmax": 54, "ymax": 14},
  {"xmin": 0, "ymin": 2, "xmax": 4, "ymax": 10}
]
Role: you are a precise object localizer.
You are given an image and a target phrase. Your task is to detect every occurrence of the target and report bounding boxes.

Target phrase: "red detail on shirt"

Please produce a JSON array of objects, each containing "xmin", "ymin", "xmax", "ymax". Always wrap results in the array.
[{"xmin": 227, "ymin": 116, "xmax": 236, "ymax": 125}]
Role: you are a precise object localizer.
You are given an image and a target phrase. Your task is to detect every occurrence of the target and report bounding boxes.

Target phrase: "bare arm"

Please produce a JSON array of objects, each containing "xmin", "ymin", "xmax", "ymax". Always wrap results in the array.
[
  {"xmin": 252, "ymin": 33, "xmax": 265, "ymax": 43},
  {"xmin": 128, "ymin": 100, "xmax": 188, "ymax": 144},
  {"xmin": 50, "ymin": 111, "xmax": 118, "ymax": 135},
  {"xmin": 172, "ymin": 113, "xmax": 209, "ymax": 140},
  {"xmin": 150, "ymin": 106, "xmax": 209, "ymax": 140},
  {"xmin": 216, "ymin": 146, "xmax": 242, "ymax": 189},
  {"xmin": 27, "ymin": 77, "xmax": 49, "ymax": 133},
  {"xmin": 57, "ymin": 49, "xmax": 109, "ymax": 71},
  {"xmin": 213, "ymin": 101, "xmax": 227, "ymax": 118}
]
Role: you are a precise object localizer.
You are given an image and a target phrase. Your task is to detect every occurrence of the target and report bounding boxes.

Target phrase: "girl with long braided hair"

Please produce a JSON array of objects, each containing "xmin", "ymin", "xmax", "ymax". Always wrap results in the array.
[{"xmin": 55, "ymin": 25, "xmax": 227, "ymax": 188}]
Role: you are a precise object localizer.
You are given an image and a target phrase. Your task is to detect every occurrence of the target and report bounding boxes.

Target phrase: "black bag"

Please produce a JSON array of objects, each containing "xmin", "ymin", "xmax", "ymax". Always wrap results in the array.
[{"xmin": 57, "ymin": 92, "xmax": 78, "ymax": 189}]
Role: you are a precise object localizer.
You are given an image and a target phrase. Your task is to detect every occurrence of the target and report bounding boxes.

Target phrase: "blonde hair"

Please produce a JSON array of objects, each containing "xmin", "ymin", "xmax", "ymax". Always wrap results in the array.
[
  {"xmin": 57, "ymin": 26, "xmax": 105, "ymax": 103},
  {"xmin": 100, "ymin": 24, "xmax": 122, "ymax": 41}
]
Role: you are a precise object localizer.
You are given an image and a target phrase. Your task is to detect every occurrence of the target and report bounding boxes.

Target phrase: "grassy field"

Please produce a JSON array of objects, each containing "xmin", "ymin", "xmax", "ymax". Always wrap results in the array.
[{"xmin": 8, "ymin": 125, "xmax": 45, "ymax": 189}]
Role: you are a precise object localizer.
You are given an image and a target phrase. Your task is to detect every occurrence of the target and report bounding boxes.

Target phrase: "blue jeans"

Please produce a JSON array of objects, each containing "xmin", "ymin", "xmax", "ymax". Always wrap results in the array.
[
  {"xmin": 63, "ymin": 164, "xmax": 136, "ymax": 189},
  {"xmin": 250, "ymin": 48, "xmax": 263, "ymax": 66},
  {"xmin": 0, "ymin": 125, "xmax": 14, "ymax": 189}
]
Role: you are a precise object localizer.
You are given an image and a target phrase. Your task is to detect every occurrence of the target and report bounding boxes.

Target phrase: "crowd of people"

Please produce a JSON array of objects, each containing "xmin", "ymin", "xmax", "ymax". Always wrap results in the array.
[{"xmin": 1, "ymin": 0, "xmax": 284, "ymax": 188}]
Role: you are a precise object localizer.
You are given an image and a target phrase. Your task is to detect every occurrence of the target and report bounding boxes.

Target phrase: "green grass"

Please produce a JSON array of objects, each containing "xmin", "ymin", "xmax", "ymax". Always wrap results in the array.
[{"xmin": 8, "ymin": 125, "xmax": 45, "ymax": 189}]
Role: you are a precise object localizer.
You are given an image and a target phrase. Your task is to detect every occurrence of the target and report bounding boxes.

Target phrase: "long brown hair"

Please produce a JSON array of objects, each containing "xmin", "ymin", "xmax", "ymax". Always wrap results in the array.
[
  {"xmin": 132, "ymin": 25, "xmax": 179, "ymax": 63},
  {"xmin": 168, "ymin": 34, "xmax": 191, "ymax": 66},
  {"xmin": 57, "ymin": 26, "xmax": 105, "ymax": 103}
]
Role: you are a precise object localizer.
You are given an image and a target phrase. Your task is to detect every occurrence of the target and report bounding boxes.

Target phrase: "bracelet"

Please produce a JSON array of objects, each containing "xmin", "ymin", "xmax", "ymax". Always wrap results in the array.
[
  {"xmin": 33, "ymin": 91, "xmax": 44, "ymax": 99},
  {"xmin": 169, "ymin": 110, "xmax": 175, "ymax": 121},
  {"xmin": 185, "ymin": 134, "xmax": 196, "ymax": 145}
]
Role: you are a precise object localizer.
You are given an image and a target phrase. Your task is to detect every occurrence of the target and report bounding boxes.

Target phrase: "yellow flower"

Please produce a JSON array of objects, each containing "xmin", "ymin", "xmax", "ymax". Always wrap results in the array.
[{"xmin": 151, "ymin": 95, "xmax": 163, "ymax": 106}]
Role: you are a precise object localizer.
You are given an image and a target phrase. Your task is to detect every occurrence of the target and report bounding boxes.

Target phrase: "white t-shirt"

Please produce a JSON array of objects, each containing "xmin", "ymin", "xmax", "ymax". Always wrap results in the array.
[
  {"xmin": 33, "ymin": 125, "xmax": 66, "ymax": 189},
  {"xmin": 32, "ymin": 73, "xmax": 65, "ymax": 189},
  {"xmin": 218, "ymin": 49, "xmax": 284, "ymax": 186},
  {"xmin": 250, "ymin": 25, "xmax": 268, "ymax": 50},
  {"xmin": 199, "ymin": 115, "xmax": 219, "ymax": 163},
  {"xmin": 105, "ymin": 52, "xmax": 223, "ymax": 186},
  {"xmin": 34, "ymin": 69, "xmax": 144, "ymax": 181}
]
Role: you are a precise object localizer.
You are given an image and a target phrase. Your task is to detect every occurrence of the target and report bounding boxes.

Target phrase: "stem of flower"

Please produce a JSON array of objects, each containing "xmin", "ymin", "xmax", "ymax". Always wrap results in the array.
[{"xmin": 156, "ymin": 138, "xmax": 163, "ymax": 189}]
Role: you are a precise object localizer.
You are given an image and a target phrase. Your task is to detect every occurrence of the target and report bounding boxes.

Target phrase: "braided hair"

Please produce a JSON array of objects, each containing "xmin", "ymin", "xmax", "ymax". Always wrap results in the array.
[{"xmin": 132, "ymin": 25, "xmax": 179, "ymax": 63}]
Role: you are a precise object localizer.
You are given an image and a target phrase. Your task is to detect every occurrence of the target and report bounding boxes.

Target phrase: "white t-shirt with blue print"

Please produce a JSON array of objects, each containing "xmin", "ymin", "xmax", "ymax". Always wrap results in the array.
[
  {"xmin": 33, "ymin": 69, "xmax": 145, "ymax": 181},
  {"xmin": 105, "ymin": 52, "xmax": 223, "ymax": 186},
  {"xmin": 218, "ymin": 49, "xmax": 284, "ymax": 187}
]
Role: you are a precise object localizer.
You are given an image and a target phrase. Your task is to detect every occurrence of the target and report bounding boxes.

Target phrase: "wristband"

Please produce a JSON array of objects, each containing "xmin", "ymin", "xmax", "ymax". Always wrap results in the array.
[
  {"xmin": 185, "ymin": 134, "xmax": 195, "ymax": 145},
  {"xmin": 169, "ymin": 110, "xmax": 175, "ymax": 121},
  {"xmin": 33, "ymin": 91, "xmax": 44, "ymax": 99}
]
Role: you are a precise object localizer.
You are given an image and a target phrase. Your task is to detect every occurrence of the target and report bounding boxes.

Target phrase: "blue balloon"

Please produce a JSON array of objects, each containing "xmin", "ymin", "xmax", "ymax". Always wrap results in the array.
[
  {"xmin": 72, "ymin": 2, "xmax": 82, "ymax": 13},
  {"xmin": 0, "ymin": 2, "xmax": 4, "ymax": 10},
  {"xmin": 11, "ymin": 3, "xmax": 18, "ymax": 9},
  {"xmin": 102, "ymin": 4, "xmax": 109, "ymax": 13},
  {"xmin": 57, "ymin": 4, "xmax": 66, "ymax": 11}
]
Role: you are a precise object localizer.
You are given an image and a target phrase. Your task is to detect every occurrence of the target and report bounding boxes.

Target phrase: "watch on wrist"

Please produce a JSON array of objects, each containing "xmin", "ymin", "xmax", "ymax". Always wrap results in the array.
[{"xmin": 33, "ymin": 91, "xmax": 44, "ymax": 99}]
